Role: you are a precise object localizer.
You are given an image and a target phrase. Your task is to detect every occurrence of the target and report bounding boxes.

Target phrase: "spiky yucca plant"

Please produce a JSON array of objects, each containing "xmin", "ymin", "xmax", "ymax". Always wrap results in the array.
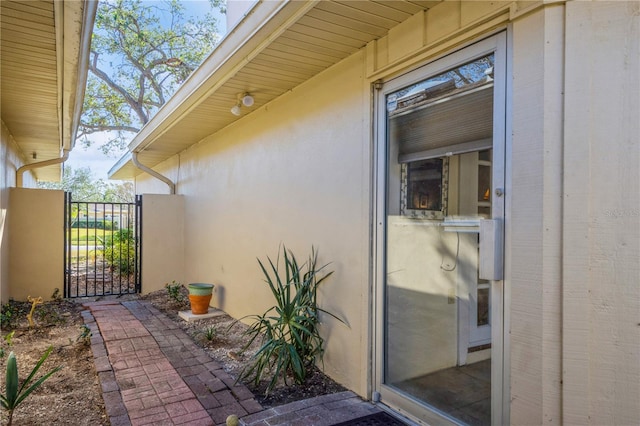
[
  {"xmin": 1, "ymin": 346, "xmax": 62, "ymax": 425},
  {"xmin": 238, "ymin": 246, "xmax": 344, "ymax": 394}
]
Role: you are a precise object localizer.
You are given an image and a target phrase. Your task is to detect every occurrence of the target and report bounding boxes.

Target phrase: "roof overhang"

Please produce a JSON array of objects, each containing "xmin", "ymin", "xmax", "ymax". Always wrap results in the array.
[
  {"xmin": 109, "ymin": 0, "xmax": 442, "ymax": 180},
  {"xmin": 1, "ymin": 0, "xmax": 96, "ymax": 182}
]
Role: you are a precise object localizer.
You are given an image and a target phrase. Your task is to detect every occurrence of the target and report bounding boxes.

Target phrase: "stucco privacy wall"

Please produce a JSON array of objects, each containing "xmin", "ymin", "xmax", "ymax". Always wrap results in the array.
[
  {"xmin": 8, "ymin": 188, "xmax": 63, "ymax": 302},
  {"xmin": 1, "ymin": 122, "xmax": 36, "ymax": 302},
  {"xmin": 140, "ymin": 194, "xmax": 185, "ymax": 294},
  {"xmin": 136, "ymin": 51, "xmax": 370, "ymax": 394}
]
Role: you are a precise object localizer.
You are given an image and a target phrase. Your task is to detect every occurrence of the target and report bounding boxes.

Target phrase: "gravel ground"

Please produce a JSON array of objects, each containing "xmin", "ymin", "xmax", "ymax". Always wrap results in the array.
[{"xmin": 0, "ymin": 287, "xmax": 346, "ymax": 425}]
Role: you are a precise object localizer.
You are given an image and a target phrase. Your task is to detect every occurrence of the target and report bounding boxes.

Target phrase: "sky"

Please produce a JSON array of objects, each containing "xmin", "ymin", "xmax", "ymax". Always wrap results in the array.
[
  {"xmin": 66, "ymin": 0, "xmax": 227, "ymax": 182},
  {"xmin": 67, "ymin": 134, "xmax": 123, "ymax": 180}
]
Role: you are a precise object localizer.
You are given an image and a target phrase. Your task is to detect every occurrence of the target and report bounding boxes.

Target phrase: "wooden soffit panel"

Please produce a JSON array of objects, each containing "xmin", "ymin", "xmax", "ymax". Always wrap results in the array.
[
  {"xmin": 1, "ymin": 0, "xmax": 93, "ymax": 182},
  {"xmin": 110, "ymin": 0, "xmax": 444, "ymax": 180}
]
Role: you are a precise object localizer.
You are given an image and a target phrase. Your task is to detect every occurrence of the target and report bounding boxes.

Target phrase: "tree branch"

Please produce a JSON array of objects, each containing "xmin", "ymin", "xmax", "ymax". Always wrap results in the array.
[
  {"xmin": 81, "ymin": 0, "xmax": 221, "ymax": 153},
  {"xmin": 78, "ymin": 123, "xmax": 140, "ymax": 136},
  {"xmin": 143, "ymin": 58, "xmax": 169, "ymax": 104},
  {"xmin": 89, "ymin": 59, "xmax": 149, "ymax": 124},
  {"xmin": 451, "ymin": 69, "xmax": 471, "ymax": 85}
]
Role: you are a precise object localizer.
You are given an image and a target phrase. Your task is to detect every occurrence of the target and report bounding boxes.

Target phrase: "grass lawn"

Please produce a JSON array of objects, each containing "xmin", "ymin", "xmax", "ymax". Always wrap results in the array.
[{"xmin": 68, "ymin": 228, "xmax": 115, "ymax": 244}]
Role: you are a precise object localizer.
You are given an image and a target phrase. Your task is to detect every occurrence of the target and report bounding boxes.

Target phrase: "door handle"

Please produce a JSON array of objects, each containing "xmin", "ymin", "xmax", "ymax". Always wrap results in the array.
[{"xmin": 479, "ymin": 219, "xmax": 503, "ymax": 280}]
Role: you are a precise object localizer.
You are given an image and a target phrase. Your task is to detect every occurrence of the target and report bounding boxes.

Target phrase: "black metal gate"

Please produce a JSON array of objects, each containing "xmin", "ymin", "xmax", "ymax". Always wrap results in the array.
[{"xmin": 64, "ymin": 193, "xmax": 142, "ymax": 298}]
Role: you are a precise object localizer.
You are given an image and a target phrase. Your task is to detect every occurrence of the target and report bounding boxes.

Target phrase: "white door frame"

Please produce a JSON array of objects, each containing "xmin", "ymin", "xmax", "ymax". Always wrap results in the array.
[{"xmin": 372, "ymin": 32, "xmax": 509, "ymax": 426}]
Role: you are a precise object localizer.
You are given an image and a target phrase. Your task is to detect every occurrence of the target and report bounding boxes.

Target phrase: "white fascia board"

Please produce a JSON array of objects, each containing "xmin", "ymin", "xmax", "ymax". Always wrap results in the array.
[
  {"xmin": 68, "ymin": 0, "xmax": 98, "ymax": 151},
  {"xmin": 108, "ymin": 151, "xmax": 133, "ymax": 179},
  {"xmin": 56, "ymin": 0, "xmax": 97, "ymax": 153}
]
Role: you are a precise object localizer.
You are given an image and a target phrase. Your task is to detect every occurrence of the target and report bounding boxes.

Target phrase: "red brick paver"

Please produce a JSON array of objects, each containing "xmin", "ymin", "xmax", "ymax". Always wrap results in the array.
[
  {"xmin": 83, "ymin": 300, "xmax": 388, "ymax": 426},
  {"xmin": 85, "ymin": 302, "xmax": 213, "ymax": 425}
]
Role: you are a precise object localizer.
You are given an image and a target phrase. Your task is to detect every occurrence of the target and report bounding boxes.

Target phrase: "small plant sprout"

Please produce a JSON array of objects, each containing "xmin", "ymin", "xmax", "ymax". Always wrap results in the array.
[
  {"xmin": 76, "ymin": 325, "xmax": 92, "ymax": 345},
  {"xmin": 203, "ymin": 326, "xmax": 216, "ymax": 341},
  {"xmin": 1, "ymin": 331, "xmax": 15, "ymax": 359},
  {"xmin": 165, "ymin": 281, "xmax": 184, "ymax": 303},
  {"xmin": 0, "ymin": 303, "xmax": 13, "ymax": 329},
  {"xmin": 51, "ymin": 288, "xmax": 62, "ymax": 301},
  {"xmin": 1, "ymin": 346, "xmax": 63, "ymax": 425},
  {"xmin": 4, "ymin": 331, "xmax": 15, "ymax": 347},
  {"xmin": 26, "ymin": 296, "xmax": 43, "ymax": 328},
  {"xmin": 0, "ymin": 331, "xmax": 14, "ymax": 359}
]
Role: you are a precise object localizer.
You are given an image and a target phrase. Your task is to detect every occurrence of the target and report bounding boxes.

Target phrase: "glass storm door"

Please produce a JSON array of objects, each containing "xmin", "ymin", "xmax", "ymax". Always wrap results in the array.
[{"xmin": 375, "ymin": 34, "xmax": 506, "ymax": 426}]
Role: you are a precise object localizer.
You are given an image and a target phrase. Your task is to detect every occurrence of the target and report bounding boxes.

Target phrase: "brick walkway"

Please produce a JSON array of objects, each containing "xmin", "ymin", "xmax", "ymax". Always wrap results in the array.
[{"xmin": 82, "ymin": 300, "xmax": 383, "ymax": 426}]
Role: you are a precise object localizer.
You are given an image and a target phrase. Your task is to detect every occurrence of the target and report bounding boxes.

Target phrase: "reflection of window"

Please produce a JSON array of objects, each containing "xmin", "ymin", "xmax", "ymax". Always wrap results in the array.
[
  {"xmin": 477, "ymin": 286, "xmax": 490, "ymax": 326},
  {"xmin": 477, "ymin": 149, "xmax": 492, "ymax": 218},
  {"xmin": 408, "ymin": 159, "xmax": 442, "ymax": 210},
  {"xmin": 401, "ymin": 158, "xmax": 448, "ymax": 218},
  {"xmin": 388, "ymin": 54, "xmax": 495, "ymax": 164}
]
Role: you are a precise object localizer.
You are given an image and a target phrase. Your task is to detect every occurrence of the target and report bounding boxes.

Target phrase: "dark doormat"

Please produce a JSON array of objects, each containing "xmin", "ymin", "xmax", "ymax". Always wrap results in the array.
[{"xmin": 333, "ymin": 411, "xmax": 408, "ymax": 426}]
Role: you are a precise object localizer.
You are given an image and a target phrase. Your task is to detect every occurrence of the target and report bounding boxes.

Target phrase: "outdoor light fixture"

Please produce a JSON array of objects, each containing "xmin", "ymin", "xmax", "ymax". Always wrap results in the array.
[
  {"xmin": 230, "ymin": 92, "xmax": 254, "ymax": 116},
  {"xmin": 230, "ymin": 103, "xmax": 242, "ymax": 116},
  {"xmin": 242, "ymin": 93, "xmax": 254, "ymax": 107}
]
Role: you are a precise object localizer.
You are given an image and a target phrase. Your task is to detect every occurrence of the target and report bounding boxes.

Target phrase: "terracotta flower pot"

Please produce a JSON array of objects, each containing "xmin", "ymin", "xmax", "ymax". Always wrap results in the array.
[{"xmin": 188, "ymin": 283, "xmax": 214, "ymax": 315}]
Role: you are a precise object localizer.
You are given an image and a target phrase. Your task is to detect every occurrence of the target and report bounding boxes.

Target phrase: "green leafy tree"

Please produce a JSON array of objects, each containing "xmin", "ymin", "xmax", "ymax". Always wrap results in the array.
[
  {"xmin": 80, "ymin": 0, "xmax": 224, "ymax": 153},
  {"xmin": 102, "ymin": 180, "xmax": 135, "ymax": 203},
  {"xmin": 38, "ymin": 166, "xmax": 134, "ymax": 202}
]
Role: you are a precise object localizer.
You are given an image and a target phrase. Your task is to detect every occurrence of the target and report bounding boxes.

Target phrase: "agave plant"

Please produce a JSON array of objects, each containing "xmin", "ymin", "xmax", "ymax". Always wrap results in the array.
[
  {"xmin": 238, "ymin": 245, "xmax": 345, "ymax": 394},
  {"xmin": 1, "ymin": 346, "xmax": 63, "ymax": 425}
]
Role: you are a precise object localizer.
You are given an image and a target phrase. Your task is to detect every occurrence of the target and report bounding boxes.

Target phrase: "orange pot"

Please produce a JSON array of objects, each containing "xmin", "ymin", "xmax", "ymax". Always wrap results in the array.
[
  {"xmin": 189, "ymin": 294, "xmax": 212, "ymax": 315},
  {"xmin": 187, "ymin": 283, "xmax": 214, "ymax": 315}
]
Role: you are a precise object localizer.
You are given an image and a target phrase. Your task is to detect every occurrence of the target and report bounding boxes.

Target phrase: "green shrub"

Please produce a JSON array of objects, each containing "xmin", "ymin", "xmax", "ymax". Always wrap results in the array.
[
  {"xmin": 70, "ymin": 219, "xmax": 116, "ymax": 229},
  {"xmin": 104, "ymin": 228, "xmax": 136, "ymax": 274},
  {"xmin": 237, "ymin": 246, "xmax": 344, "ymax": 394}
]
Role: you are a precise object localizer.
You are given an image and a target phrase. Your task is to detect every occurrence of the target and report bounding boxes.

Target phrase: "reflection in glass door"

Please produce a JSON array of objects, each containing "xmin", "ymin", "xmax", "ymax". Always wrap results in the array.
[{"xmin": 378, "ymin": 36, "xmax": 505, "ymax": 426}]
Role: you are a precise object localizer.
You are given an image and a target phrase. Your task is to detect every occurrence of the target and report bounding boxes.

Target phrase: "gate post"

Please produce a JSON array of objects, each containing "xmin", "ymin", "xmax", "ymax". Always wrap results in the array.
[
  {"xmin": 135, "ymin": 195, "xmax": 143, "ymax": 293},
  {"xmin": 64, "ymin": 191, "xmax": 71, "ymax": 298}
]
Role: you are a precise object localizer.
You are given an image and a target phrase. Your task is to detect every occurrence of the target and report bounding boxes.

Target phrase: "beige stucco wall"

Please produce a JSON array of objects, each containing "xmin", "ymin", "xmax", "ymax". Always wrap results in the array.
[
  {"xmin": 1, "ymin": 121, "xmax": 36, "ymax": 302},
  {"xmin": 140, "ymin": 194, "xmax": 185, "ymax": 294},
  {"xmin": 133, "ymin": 0, "xmax": 639, "ymax": 422},
  {"xmin": 136, "ymin": 50, "xmax": 371, "ymax": 394},
  {"xmin": 8, "ymin": 188, "xmax": 64, "ymax": 302}
]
